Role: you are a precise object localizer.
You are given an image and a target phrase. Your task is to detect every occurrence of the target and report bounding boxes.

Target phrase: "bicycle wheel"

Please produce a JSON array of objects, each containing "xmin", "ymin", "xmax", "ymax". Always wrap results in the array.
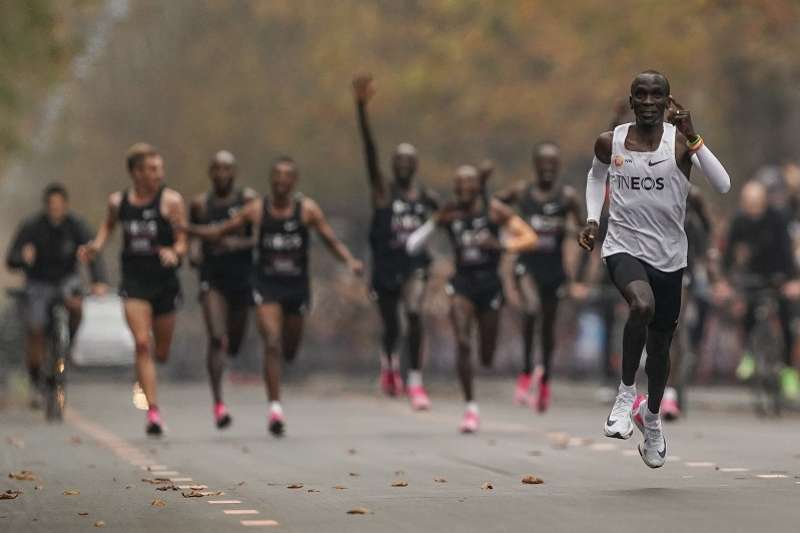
[{"xmin": 45, "ymin": 304, "xmax": 69, "ymax": 422}]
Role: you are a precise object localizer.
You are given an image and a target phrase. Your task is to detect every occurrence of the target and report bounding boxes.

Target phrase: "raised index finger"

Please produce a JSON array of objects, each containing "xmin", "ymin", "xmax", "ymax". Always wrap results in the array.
[{"xmin": 668, "ymin": 95, "xmax": 684, "ymax": 111}]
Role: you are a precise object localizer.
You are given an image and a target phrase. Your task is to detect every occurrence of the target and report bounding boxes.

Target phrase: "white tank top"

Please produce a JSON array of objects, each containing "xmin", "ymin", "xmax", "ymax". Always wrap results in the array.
[{"xmin": 602, "ymin": 122, "xmax": 689, "ymax": 272}]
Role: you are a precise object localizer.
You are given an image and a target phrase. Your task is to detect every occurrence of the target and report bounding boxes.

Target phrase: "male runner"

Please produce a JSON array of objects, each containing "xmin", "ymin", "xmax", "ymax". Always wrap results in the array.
[
  {"xmin": 189, "ymin": 150, "xmax": 258, "ymax": 429},
  {"xmin": 407, "ymin": 165, "xmax": 537, "ymax": 433},
  {"xmin": 353, "ymin": 74, "xmax": 439, "ymax": 409},
  {"xmin": 79, "ymin": 143, "xmax": 187, "ymax": 436},
  {"xmin": 187, "ymin": 156, "xmax": 363, "ymax": 437},
  {"xmin": 495, "ymin": 142, "xmax": 583, "ymax": 412},
  {"xmin": 579, "ymin": 71, "xmax": 731, "ymax": 468},
  {"xmin": 7, "ymin": 183, "xmax": 107, "ymax": 406}
]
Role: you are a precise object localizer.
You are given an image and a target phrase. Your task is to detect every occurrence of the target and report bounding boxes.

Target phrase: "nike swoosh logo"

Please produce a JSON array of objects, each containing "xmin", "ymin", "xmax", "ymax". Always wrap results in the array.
[
  {"xmin": 658, "ymin": 439, "xmax": 667, "ymax": 458},
  {"xmin": 606, "ymin": 417, "xmax": 615, "ymax": 427},
  {"xmin": 648, "ymin": 159, "xmax": 667, "ymax": 167}
]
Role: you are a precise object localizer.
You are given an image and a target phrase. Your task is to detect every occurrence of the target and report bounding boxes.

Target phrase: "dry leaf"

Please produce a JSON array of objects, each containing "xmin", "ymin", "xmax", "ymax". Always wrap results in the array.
[
  {"xmin": 8, "ymin": 471, "xmax": 36, "ymax": 481},
  {"xmin": 521, "ymin": 475, "xmax": 544, "ymax": 485},
  {"xmin": 69, "ymin": 436, "xmax": 82, "ymax": 445},
  {"xmin": 391, "ymin": 481, "xmax": 408, "ymax": 487},
  {"xmin": 151, "ymin": 499, "xmax": 166, "ymax": 507},
  {"xmin": 434, "ymin": 478, "xmax": 447, "ymax": 483},
  {"xmin": 63, "ymin": 489, "xmax": 80, "ymax": 496},
  {"xmin": 125, "ymin": 486, "xmax": 132, "ymax": 490},
  {"xmin": 237, "ymin": 481, "xmax": 246, "ymax": 486},
  {"xmin": 141, "ymin": 478, "xmax": 172, "ymax": 485},
  {"xmin": 333, "ymin": 485, "xmax": 347, "ymax": 490},
  {"xmin": 481, "ymin": 482, "xmax": 494, "ymax": 490},
  {"xmin": 78, "ymin": 512, "xmax": 89, "ymax": 516},
  {"xmin": 5, "ymin": 437, "xmax": 24, "ymax": 449},
  {"xmin": 94, "ymin": 521, "xmax": 106, "ymax": 528},
  {"xmin": 0, "ymin": 490, "xmax": 21, "ymax": 500},
  {"xmin": 287, "ymin": 484, "xmax": 304, "ymax": 489},
  {"xmin": 348, "ymin": 473, "xmax": 360, "ymax": 477},
  {"xmin": 181, "ymin": 490, "xmax": 223, "ymax": 498},
  {"xmin": 307, "ymin": 489, "xmax": 320, "ymax": 493},
  {"xmin": 155, "ymin": 484, "xmax": 178, "ymax": 492},
  {"xmin": 347, "ymin": 507, "xmax": 370, "ymax": 515}
]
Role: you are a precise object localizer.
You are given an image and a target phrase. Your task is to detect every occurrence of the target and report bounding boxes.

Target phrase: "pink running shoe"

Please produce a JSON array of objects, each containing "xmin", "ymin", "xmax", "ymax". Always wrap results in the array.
[
  {"xmin": 534, "ymin": 380, "xmax": 551, "ymax": 413},
  {"xmin": 408, "ymin": 385, "xmax": 431, "ymax": 411},
  {"xmin": 631, "ymin": 394, "xmax": 647, "ymax": 430},
  {"xmin": 392, "ymin": 370, "xmax": 406, "ymax": 395},
  {"xmin": 214, "ymin": 402, "xmax": 232, "ymax": 429},
  {"xmin": 379, "ymin": 369, "xmax": 396, "ymax": 396},
  {"xmin": 268, "ymin": 410, "xmax": 285, "ymax": 437},
  {"xmin": 146, "ymin": 408, "xmax": 163, "ymax": 436},
  {"xmin": 459, "ymin": 410, "xmax": 480, "ymax": 434},
  {"xmin": 514, "ymin": 373, "xmax": 533, "ymax": 406},
  {"xmin": 661, "ymin": 396, "xmax": 681, "ymax": 422}
]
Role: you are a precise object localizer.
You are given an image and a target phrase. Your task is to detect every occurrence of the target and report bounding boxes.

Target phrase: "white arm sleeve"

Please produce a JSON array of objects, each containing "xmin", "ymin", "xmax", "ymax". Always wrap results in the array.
[
  {"xmin": 406, "ymin": 218, "xmax": 437, "ymax": 255},
  {"xmin": 586, "ymin": 156, "xmax": 608, "ymax": 223},
  {"xmin": 690, "ymin": 144, "xmax": 731, "ymax": 194}
]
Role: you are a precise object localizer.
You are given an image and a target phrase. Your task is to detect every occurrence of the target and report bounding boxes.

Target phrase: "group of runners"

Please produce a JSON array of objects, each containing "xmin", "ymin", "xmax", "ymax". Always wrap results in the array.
[{"xmin": 7, "ymin": 70, "xmax": 737, "ymax": 469}]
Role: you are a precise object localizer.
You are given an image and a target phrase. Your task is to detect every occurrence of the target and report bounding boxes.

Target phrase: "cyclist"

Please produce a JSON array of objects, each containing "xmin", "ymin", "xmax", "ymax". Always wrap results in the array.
[
  {"xmin": 716, "ymin": 180, "xmax": 800, "ymax": 400},
  {"xmin": 6, "ymin": 183, "xmax": 107, "ymax": 407}
]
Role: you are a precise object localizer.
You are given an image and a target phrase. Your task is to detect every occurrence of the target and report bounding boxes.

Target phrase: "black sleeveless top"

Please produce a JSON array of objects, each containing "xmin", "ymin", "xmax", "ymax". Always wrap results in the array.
[
  {"xmin": 517, "ymin": 184, "xmax": 569, "ymax": 270},
  {"xmin": 195, "ymin": 189, "xmax": 254, "ymax": 281},
  {"xmin": 257, "ymin": 194, "xmax": 309, "ymax": 282},
  {"xmin": 446, "ymin": 205, "xmax": 501, "ymax": 277},
  {"xmin": 119, "ymin": 186, "xmax": 176, "ymax": 281},
  {"xmin": 368, "ymin": 184, "xmax": 438, "ymax": 286}
]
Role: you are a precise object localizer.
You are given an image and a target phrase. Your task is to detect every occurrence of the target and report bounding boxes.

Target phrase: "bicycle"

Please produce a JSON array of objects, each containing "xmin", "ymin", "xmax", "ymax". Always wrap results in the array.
[
  {"xmin": 736, "ymin": 277, "xmax": 786, "ymax": 417},
  {"xmin": 8, "ymin": 286, "xmax": 71, "ymax": 422}
]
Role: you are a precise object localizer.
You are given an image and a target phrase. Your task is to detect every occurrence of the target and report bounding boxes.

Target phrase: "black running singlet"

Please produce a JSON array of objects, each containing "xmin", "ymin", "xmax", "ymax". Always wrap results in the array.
[
  {"xmin": 517, "ymin": 184, "xmax": 569, "ymax": 283},
  {"xmin": 119, "ymin": 187, "xmax": 176, "ymax": 281},
  {"xmin": 446, "ymin": 206, "xmax": 501, "ymax": 277},
  {"xmin": 196, "ymin": 189, "xmax": 254, "ymax": 283},
  {"xmin": 257, "ymin": 194, "xmax": 309, "ymax": 281},
  {"xmin": 369, "ymin": 184, "xmax": 437, "ymax": 289}
]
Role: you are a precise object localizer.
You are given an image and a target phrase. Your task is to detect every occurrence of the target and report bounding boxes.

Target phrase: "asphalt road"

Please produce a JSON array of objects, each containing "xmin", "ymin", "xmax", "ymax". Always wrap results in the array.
[{"xmin": 2, "ymin": 378, "xmax": 799, "ymax": 532}]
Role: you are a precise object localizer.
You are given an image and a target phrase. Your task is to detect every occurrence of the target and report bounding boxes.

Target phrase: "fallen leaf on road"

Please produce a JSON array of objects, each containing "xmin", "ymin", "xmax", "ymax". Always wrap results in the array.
[
  {"xmin": 0, "ymin": 490, "xmax": 22, "ymax": 500},
  {"xmin": 5, "ymin": 437, "xmax": 24, "ymax": 449},
  {"xmin": 287, "ymin": 484, "xmax": 304, "ymax": 489},
  {"xmin": 307, "ymin": 489, "xmax": 320, "ymax": 493},
  {"xmin": 78, "ymin": 512, "xmax": 89, "ymax": 516},
  {"xmin": 151, "ymin": 499, "xmax": 166, "ymax": 507},
  {"xmin": 155, "ymin": 484, "xmax": 178, "ymax": 492},
  {"xmin": 348, "ymin": 473, "xmax": 360, "ymax": 477},
  {"xmin": 333, "ymin": 485, "xmax": 347, "ymax": 490},
  {"xmin": 347, "ymin": 507, "xmax": 370, "ymax": 515},
  {"xmin": 94, "ymin": 521, "xmax": 105, "ymax": 528},
  {"xmin": 521, "ymin": 475, "xmax": 544, "ymax": 485},
  {"xmin": 434, "ymin": 478, "xmax": 447, "ymax": 483},
  {"xmin": 69, "ymin": 436, "xmax": 82, "ymax": 445},
  {"xmin": 481, "ymin": 482, "xmax": 494, "ymax": 490},
  {"xmin": 391, "ymin": 481, "xmax": 408, "ymax": 487},
  {"xmin": 8, "ymin": 471, "xmax": 36, "ymax": 481},
  {"xmin": 181, "ymin": 490, "xmax": 223, "ymax": 498},
  {"xmin": 125, "ymin": 486, "xmax": 132, "ymax": 490},
  {"xmin": 63, "ymin": 489, "xmax": 80, "ymax": 496},
  {"xmin": 237, "ymin": 481, "xmax": 246, "ymax": 486},
  {"xmin": 141, "ymin": 478, "xmax": 171, "ymax": 485}
]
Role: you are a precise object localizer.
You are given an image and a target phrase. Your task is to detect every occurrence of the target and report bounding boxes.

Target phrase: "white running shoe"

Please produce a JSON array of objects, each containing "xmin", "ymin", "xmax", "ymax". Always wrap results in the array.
[
  {"xmin": 603, "ymin": 384, "xmax": 636, "ymax": 439},
  {"xmin": 632, "ymin": 397, "xmax": 667, "ymax": 469}
]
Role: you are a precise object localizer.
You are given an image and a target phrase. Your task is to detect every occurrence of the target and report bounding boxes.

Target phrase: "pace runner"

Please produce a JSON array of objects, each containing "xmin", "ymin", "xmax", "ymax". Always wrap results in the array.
[
  {"xmin": 495, "ymin": 142, "xmax": 583, "ymax": 412},
  {"xmin": 79, "ymin": 143, "xmax": 187, "ymax": 436},
  {"xmin": 6, "ymin": 183, "xmax": 107, "ymax": 407},
  {"xmin": 579, "ymin": 71, "xmax": 731, "ymax": 468},
  {"xmin": 187, "ymin": 156, "xmax": 363, "ymax": 437},
  {"xmin": 407, "ymin": 165, "xmax": 537, "ymax": 433},
  {"xmin": 353, "ymin": 74, "xmax": 439, "ymax": 409},
  {"xmin": 189, "ymin": 150, "xmax": 258, "ymax": 429}
]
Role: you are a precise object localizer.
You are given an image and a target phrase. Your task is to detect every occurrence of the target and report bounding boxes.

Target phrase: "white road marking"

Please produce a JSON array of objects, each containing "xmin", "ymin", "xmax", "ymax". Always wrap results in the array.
[
  {"xmin": 150, "ymin": 470, "xmax": 179, "ymax": 476},
  {"xmin": 240, "ymin": 520, "xmax": 279, "ymax": 527},
  {"xmin": 224, "ymin": 510, "xmax": 259, "ymax": 515},
  {"xmin": 685, "ymin": 462, "xmax": 715, "ymax": 468},
  {"xmin": 718, "ymin": 468, "xmax": 749, "ymax": 473},
  {"xmin": 170, "ymin": 477, "xmax": 193, "ymax": 482},
  {"xmin": 589, "ymin": 443, "xmax": 617, "ymax": 451},
  {"xmin": 209, "ymin": 500, "xmax": 242, "ymax": 504},
  {"xmin": 756, "ymin": 474, "xmax": 788, "ymax": 479}
]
